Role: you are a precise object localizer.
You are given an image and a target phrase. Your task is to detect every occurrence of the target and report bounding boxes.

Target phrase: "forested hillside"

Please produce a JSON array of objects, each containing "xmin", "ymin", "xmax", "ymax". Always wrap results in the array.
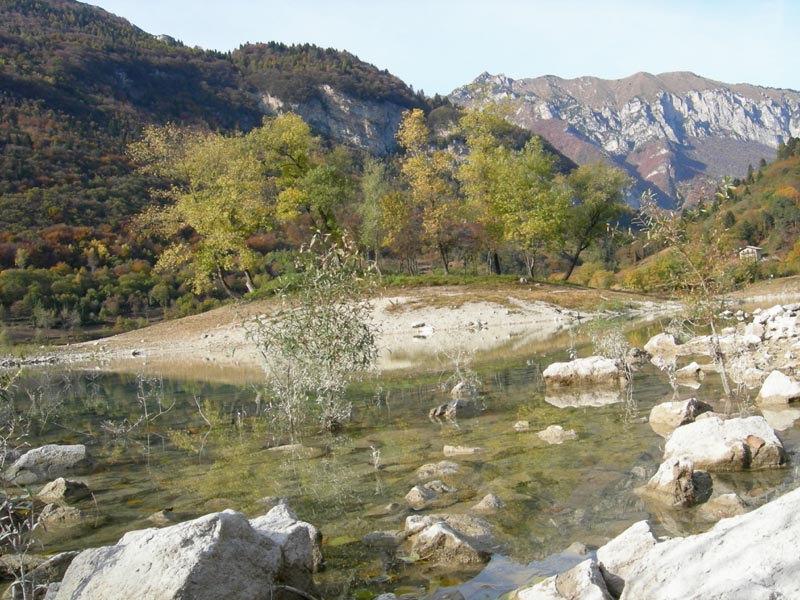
[{"xmin": 617, "ymin": 137, "xmax": 800, "ymax": 291}]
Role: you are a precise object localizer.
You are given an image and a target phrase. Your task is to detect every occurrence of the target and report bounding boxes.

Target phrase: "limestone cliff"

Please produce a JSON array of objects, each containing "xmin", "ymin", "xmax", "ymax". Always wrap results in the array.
[
  {"xmin": 257, "ymin": 85, "xmax": 406, "ymax": 156},
  {"xmin": 450, "ymin": 71, "xmax": 800, "ymax": 206}
]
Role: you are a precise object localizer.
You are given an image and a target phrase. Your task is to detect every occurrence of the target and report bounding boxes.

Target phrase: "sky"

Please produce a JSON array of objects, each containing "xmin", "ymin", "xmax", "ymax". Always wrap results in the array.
[{"xmin": 87, "ymin": 0, "xmax": 799, "ymax": 95}]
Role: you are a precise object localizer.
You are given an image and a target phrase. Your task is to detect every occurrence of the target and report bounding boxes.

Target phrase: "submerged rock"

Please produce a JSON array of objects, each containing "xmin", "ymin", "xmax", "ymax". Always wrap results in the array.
[
  {"xmin": 405, "ymin": 480, "xmax": 457, "ymax": 510},
  {"xmin": 760, "ymin": 405, "xmax": 800, "ymax": 431},
  {"xmin": 663, "ymin": 416, "xmax": 786, "ymax": 472},
  {"xmin": 443, "ymin": 445, "xmax": 483, "ymax": 457},
  {"xmin": 537, "ymin": 425, "xmax": 578, "ymax": 445},
  {"xmin": 544, "ymin": 388, "xmax": 624, "ymax": 408},
  {"xmin": 471, "ymin": 493, "xmax": 505, "ymax": 513},
  {"xmin": 36, "ymin": 477, "xmax": 92, "ymax": 505},
  {"xmin": 5, "ymin": 445, "xmax": 94, "ymax": 485},
  {"xmin": 696, "ymin": 493, "xmax": 747, "ymax": 522},
  {"xmin": 37, "ymin": 503, "xmax": 88, "ymax": 529},
  {"xmin": 415, "ymin": 460, "xmax": 460, "ymax": 479},
  {"xmin": 429, "ymin": 398, "xmax": 481, "ymax": 421}
]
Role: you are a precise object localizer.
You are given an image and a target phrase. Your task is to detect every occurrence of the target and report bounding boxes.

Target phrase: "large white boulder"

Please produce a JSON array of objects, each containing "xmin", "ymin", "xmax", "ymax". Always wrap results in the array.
[
  {"xmin": 249, "ymin": 503, "xmax": 324, "ymax": 586},
  {"xmin": 5, "ymin": 445, "xmax": 94, "ymax": 485},
  {"xmin": 543, "ymin": 356, "xmax": 627, "ymax": 387},
  {"xmin": 643, "ymin": 333, "xmax": 679, "ymax": 368},
  {"xmin": 663, "ymin": 416, "xmax": 786, "ymax": 472},
  {"xmin": 596, "ymin": 521, "xmax": 658, "ymax": 598},
  {"xmin": 757, "ymin": 370, "xmax": 800, "ymax": 404},
  {"xmin": 53, "ymin": 507, "xmax": 319, "ymax": 600},
  {"xmin": 618, "ymin": 485, "xmax": 800, "ymax": 599}
]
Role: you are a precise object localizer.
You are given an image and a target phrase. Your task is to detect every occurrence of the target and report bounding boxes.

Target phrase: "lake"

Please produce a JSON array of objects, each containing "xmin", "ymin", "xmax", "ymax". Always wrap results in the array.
[{"xmin": 6, "ymin": 330, "xmax": 800, "ymax": 599}]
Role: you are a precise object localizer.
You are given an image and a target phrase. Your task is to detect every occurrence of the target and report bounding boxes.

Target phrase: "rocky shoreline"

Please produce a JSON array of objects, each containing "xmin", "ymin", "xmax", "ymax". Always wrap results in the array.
[{"xmin": 512, "ymin": 302, "xmax": 800, "ymax": 599}]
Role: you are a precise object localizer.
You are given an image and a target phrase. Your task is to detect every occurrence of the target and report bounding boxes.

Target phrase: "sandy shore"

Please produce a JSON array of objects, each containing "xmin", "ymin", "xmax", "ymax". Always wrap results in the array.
[{"xmin": 54, "ymin": 285, "xmax": 674, "ymax": 384}]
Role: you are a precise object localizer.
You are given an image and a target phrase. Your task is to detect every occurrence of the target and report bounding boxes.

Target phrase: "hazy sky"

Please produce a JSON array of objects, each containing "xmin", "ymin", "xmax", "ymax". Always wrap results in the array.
[{"xmin": 87, "ymin": 0, "xmax": 798, "ymax": 95}]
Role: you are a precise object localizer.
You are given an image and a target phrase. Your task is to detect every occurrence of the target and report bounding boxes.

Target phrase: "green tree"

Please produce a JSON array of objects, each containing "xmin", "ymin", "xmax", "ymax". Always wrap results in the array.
[
  {"xmin": 561, "ymin": 163, "xmax": 631, "ymax": 281},
  {"xmin": 357, "ymin": 157, "xmax": 390, "ymax": 271},
  {"xmin": 458, "ymin": 107, "xmax": 513, "ymax": 274},
  {"xmin": 270, "ymin": 132, "xmax": 353, "ymax": 237},
  {"xmin": 458, "ymin": 107, "xmax": 569, "ymax": 278},
  {"xmin": 396, "ymin": 108, "xmax": 461, "ymax": 274},
  {"xmin": 380, "ymin": 190, "xmax": 422, "ymax": 274},
  {"xmin": 131, "ymin": 122, "xmax": 277, "ymax": 297}
]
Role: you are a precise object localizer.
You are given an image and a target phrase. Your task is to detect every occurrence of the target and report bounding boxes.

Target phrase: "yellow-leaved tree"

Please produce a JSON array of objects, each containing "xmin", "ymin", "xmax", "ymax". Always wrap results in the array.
[
  {"xmin": 395, "ymin": 108, "xmax": 462, "ymax": 274},
  {"xmin": 130, "ymin": 114, "xmax": 342, "ymax": 298}
]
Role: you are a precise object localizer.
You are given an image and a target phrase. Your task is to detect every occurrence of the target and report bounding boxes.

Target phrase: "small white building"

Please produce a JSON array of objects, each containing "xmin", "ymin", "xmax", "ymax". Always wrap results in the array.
[{"xmin": 738, "ymin": 246, "xmax": 762, "ymax": 261}]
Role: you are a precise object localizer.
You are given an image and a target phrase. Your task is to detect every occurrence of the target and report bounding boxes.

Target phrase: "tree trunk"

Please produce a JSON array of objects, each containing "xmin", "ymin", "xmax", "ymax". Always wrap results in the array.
[
  {"xmin": 243, "ymin": 269, "xmax": 256, "ymax": 294},
  {"xmin": 438, "ymin": 243, "xmax": 450, "ymax": 275},
  {"xmin": 373, "ymin": 245, "xmax": 382, "ymax": 276},
  {"xmin": 216, "ymin": 263, "xmax": 241, "ymax": 300},
  {"xmin": 562, "ymin": 254, "xmax": 580, "ymax": 282},
  {"xmin": 524, "ymin": 251, "xmax": 535, "ymax": 279},
  {"xmin": 491, "ymin": 251, "xmax": 501, "ymax": 275}
]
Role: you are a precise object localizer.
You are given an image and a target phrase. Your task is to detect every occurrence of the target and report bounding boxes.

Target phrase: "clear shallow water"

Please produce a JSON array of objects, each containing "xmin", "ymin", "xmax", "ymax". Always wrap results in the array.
[{"xmin": 7, "ymin": 342, "xmax": 800, "ymax": 599}]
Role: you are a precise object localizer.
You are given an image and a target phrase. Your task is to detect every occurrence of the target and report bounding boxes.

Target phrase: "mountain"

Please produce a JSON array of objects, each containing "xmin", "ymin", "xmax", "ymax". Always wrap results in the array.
[
  {"xmin": 0, "ymin": 0, "xmax": 421, "ymax": 232},
  {"xmin": 450, "ymin": 71, "xmax": 800, "ymax": 207},
  {"xmin": 231, "ymin": 42, "xmax": 424, "ymax": 155}
]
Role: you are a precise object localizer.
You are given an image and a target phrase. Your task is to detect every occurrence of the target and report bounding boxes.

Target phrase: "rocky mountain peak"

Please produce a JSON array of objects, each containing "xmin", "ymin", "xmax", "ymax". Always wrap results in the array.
[{"xmin": 451, "ymin": 71, "xmax": 800, "ymax": 206}]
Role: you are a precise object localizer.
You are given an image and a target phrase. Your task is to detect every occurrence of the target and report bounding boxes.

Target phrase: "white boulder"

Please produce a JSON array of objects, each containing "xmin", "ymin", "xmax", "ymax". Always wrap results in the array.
[
  {"xmin": 757, "ymin": 370, "xmax": 800, "ymax": 404},
  {"xmin": 648, "ymin": 397, "xmax": 713, "ymax": 438},
  {"xmin": 404, "ymin": 514, "xmax": 492, "ymax": 566},
  {"xmin": 643, "ymin": 333, "xmax": 679, "ymax": 368},
  {"xmin": 618, "ymin": 485, "xmax": 800, "ymax": 599},
  {"xmin": 249, "ymin": 502, "xmax": 324, "ymax": 585},
  {"xmin": 36, "ymin": 477, "xmax": 92, "ymax": 505},
  {"xmin": 542, "ymin": 356, "xmax": 627, "ymax": 387},
  {"xmin": 596, "ymin": 521, "xmax": 658, "ymax": 598},
  {"xmin": 53, "ymin": 506, "xmax": 320, "ymax": 600},
  {"xmin": 517, "ymin": 558, "xmax": 612, "ymax": 600},
  {"xmin": 636, "ymin": 457, "xmax": 711, "ymax": 508},
  {"xmin": 5, "ymin": 445, "xmax": 94, "ymax": 485},
  {"xmin": 663, "ymin": 416, "xmax": 786, "ymax": 472}
]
